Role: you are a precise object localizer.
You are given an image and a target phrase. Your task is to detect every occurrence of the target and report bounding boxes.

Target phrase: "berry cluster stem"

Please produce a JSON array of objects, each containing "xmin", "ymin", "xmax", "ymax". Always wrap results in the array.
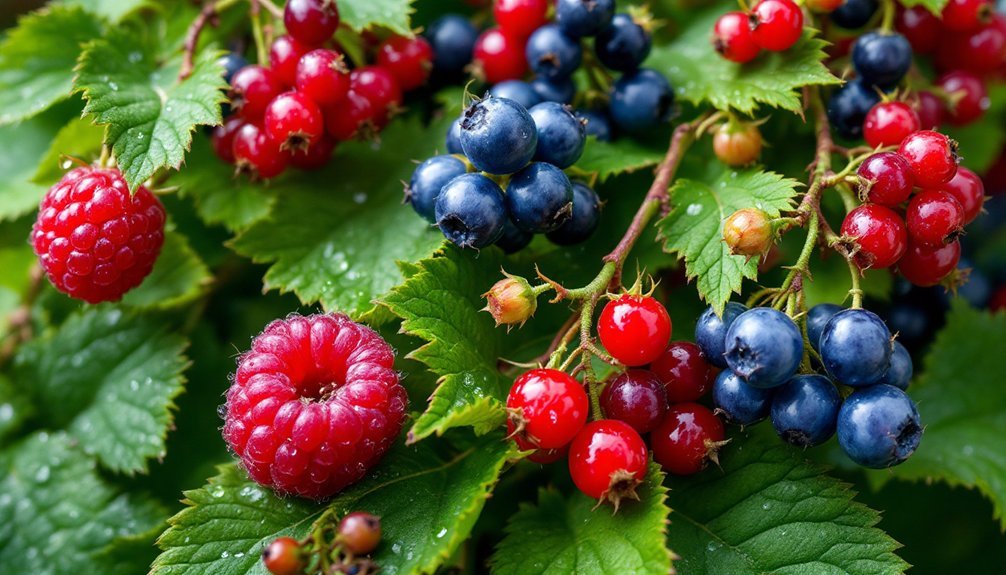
[{"xmin": 179, "ymin": 0, "xmax": 244, "ymax": 81}]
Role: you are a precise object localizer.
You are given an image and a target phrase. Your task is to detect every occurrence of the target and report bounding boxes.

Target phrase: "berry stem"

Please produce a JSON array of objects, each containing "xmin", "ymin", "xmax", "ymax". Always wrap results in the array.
[
  {"xmin": 847, "ymin": 258, "xmax": 865, "ymax": 308},
  {"xmin": 879, "ymin": 0, "xmax": 896, "ymax": 32},
  {"xmin": 579, "ymin": 294, "xmax": 604, "ymax": 421},
  {"xmin": 250, "ymin": 0, "xmax": 268, "ymax": 67}
]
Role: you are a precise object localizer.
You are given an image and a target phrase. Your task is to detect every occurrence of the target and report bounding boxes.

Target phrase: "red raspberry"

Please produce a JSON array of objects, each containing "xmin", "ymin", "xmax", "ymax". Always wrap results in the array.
[
  {"xmin": 223, "ymin": 313, "xmax": 408, "ymax": 500},
  {"xmin": 31, "ymin": 166, "xmax": 165, "ymax": 304}
]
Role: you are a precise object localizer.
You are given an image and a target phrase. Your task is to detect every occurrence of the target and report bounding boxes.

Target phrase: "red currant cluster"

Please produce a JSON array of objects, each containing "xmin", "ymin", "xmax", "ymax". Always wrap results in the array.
[
  {"xmin": 262, "ymin": 512, "xmax": 382, "ymax": 575},
  {"xmin": 712, "ymin": 0, "xmax": 805, "ymax": 64},
  {"xmin": 211, "ymin": 0, "xmax": 434, "ymax": 180}
]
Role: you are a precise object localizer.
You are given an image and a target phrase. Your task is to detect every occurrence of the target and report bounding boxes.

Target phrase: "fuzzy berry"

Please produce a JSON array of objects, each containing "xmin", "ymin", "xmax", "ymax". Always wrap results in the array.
[
  {"xmin": 751, "ymin": 0, "xmax": 805, "ymax": 52},
  {"xmin": 598, "ymin": 293, "xmax": 672, "ymax": 366},
  {"xmin": 338, "ymin": 512, "xmax": 382, "ymax": 555},
  {"xmin": 936, "ymin": 71, "xmax": 990, "ymax": 126},
  {"xmin": 600, "ymin": 369, "xmax": 668, "ymax": 434},
  {"xmin": 264, "ymin": 92, "xmax": 324, "ymax": 152},
  {"xmin": 650, "ymin": 341, "xmax": 713, "ymax": 402},
  {"xmin": 722, "ymin": 207, "xmax": 774, "ymax": 257},
  {"xmin": 905, "ymin": 189, "xmax": 965, "ymax": 247},
  {"xmin": 568, "ymin": 420, "xmax": 648, "ymax": 505},
  {"xmin": 376, "ymin": 36, "xmax": 434, "ymax": 92},
  {"xmin": 233, "ymin": 123, "xmax": 289, "ymax": 180},
  {"xmin": 494, "ymin": 0, "xmax": 550, "ymax": 39},
  {"xmin": 230, "ymin": 65, "xmax": 284, "ymax": 121},
  {"xmin": 713, "ymin": 11, "xmax": 762, "ymax": 64},
  {"xmin": 856, "ymin": 152, "xmax": 915, "ymax": 206},
  {"xmin": 296, "ymin": 49, "xmax": 350, "ymax": 106},
  {"xmin": 841, "ymin": 204, "xmax": 908, "ymax": 269},
  {"xmin": 898, "ymin": 239, "xmax": 961, "ymax": 286},
  {"xmin": 473, "ymin": 28, "xmax": 528, "ymax": 84},
  {"xmin": 31, "ymin": 167, "xmax": 165, "ymax": 303},
  {"xmin": 863, "ymin": 101, "xmax": 920, "ymax": 149},
  {"xmin": 650, "ymin": 402, "xmax": 726, "ymax": 476},
  {"xmin": 940, "ymin": 166, "xmax": 985, "ymax": 224},
  {"xmin": 897, "ymin": 130, "xmax": 959, "ymax": 188},
  {"xmin": 270, "ymin": 35, "xmax": 312, "ymax": 87},
  {"xmin": 506, "ymin": 368, "xmax": 589, "ymax": 450},
  {"xmin": 212, "ymin": 117, "xmax": 245, "ymax": 164},
  {"xmin": 262, "ymin": 537, "xmax": 304, "ymax": 575},
  {"xmin": 284, "ymin": 0, "xmax": 340, "ymax": 46},
  {"xmin": 222, "ymin": 313, "xmax": 408, "ymax": 500}
]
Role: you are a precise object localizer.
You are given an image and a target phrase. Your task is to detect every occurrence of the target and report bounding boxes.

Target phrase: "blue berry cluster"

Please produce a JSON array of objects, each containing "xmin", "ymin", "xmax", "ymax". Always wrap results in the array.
[
  {"xmin": 697, "ymin": 302, "xmax": 923, "ymax": 469},
  {"xmin": 407, "ymin": 95, "xmax": 601, "ymax": 251}
]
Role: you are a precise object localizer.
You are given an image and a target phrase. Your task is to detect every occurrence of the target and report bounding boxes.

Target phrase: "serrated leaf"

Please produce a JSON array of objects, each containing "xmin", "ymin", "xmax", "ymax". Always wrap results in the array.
[
  {"xmin": 13, "ymin": 307, "xmax": 190, "ymax": 473},
  {"xmin": 657, "ymin": 168, "xmax": 800, "ymax": 314},
  {"xmin": 575, "ymin": 136, "xmax": 665, "ymax": 183},
  {"xmin": 0, "ymin": 432, "xmax": 167, "ymax": 575},
  {"xmin": 31, "ymin": 116, "xmax": 105, "ymax": 185},
  {"xmin": 339, "ymin": 0, "xmax": 414, "ymax": 35},
  {"xmin": 381, "ymin": 246, "xmax": 508, "ymax": 442},
  {"xmin": 121, "ymin": 228, "xmax": 212, "ymax": 309},
  {"xmin": 0, "ymin": 6, "xmax": 103, "ymax": 125},
  {"xmin": 74, "ymin": 27, "xmax": 227, "ymax": 191},
  {"xmin": 56, "ymin": 0, "xmax": 153, "ymax": 22},
  {"xmin": 649, "ymin": 8, "xmax": 840, "ymax": 114},
  {"xmin": 490, "ymin": 464, "xmax": 673, "ymax": 575},
  {"xmin": 665, "ymin": 430, "xmax": 908, "ymax": 575},
  {"xmin": 230, "ymin": 117, "xmax": 447, "ymax": 318}
]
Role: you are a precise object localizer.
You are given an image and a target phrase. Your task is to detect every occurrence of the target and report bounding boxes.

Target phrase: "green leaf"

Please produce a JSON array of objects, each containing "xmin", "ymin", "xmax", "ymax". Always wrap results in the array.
[
  {"xmin": 657, "ymin": 168, "xmax": 800, "ymax": 315},
  {"xmin": 899, "ymin": 0, "xmax": 948, "ymax": 15},
  {"xmin": 31, "ymin": 116, "xmax": 105, "ymax": 185},
  {"xmin": 0, "ymin": 374, "xmax": 33, "ymax": 445},
  {"xmin": 0, "ymin": 6, "xmax": 103, "ymax": 125},
  {"xmin": 13, "ymin": 307, "xmax": 190, "ymax": 473},
  {"xmin": 490, "ymin": 464, "xmax": 673, "ymax": 575},
  {"xmin": 649, "ymin": 8, "xmax": 840, "ymax": 115},
  {"xmin": 575, "ymin": 136, "xmax": 665, "ymax": 183},
  {"xmin": 665, "ymin": 430, "xmax": 908, "ymax": 575},
  {"xmin": 381, "ymin": 246, "xmax": 509, "ymax": 442},
  {"xmin": 230, "ymin": 117, "xmax": 447, "ymax": 318},
  {"xmin": 0, "ymin": 432, "xmax": 166, "ymax": 575},
  {"xmin": 121, "ymin": 228, "xmax": 212, "ymax": 309},
  {"xmin": 339, "ymin": 0, "xmax": 414, "ymax": 35},
  {"xmin": 74, "ymin": 27, "xmax": 227, "ymax": 191},
  {"xmin": 802, "ymin": 254, "xmax": 892, "ymax": 307},
  {"xmin": 0, "ymin": 110, "xmax": 75, "ymax": 221},
  {"xmin": 56, "ymin": 0, "xmax": 153, "ymax": 22}
]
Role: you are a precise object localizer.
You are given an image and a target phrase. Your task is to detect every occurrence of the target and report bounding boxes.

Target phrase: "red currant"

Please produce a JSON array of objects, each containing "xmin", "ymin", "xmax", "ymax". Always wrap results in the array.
[
  {"xmin": 284, "ymin": 0, "xmax": 340, "ymax": 46},
  {"xmin": 940, "ymin": 0, "xmax": 992, "ymax": 33},
  {"xmin": 598, "ymin": 293, "xmax": 672, "ymax": 367},
  {"xmin": 338, "ymin": 512, "xmax": 382, "ymax": 555},
  {"xmin": 262, "ymin": 537, "xmax": 304, "ymax": 575},
  {"xmin": 898, "ymin": 239, "xmax": 961, "ymax": 286},
  {"xmin": 376, "ymin": 36, "xmax": 434, "ymax": 92},
  {"xmin": 264, "ymin": 92, "xmax": 324, "ymax": 152},
  {"xmin": 473, "ymin": 27, "xmax": 528, "ymax": 84},
  {"xmin": 230, "ymin": 65, "xmax": 283, "ymax": 121},
  {"xmin": 325, "ymin": 90, "xmax": 374, "ymax": 141},
  {"xmin": 288, "ymin": 136, "xmax": 335, "ymax": 170},
  {"xmin": 863, "ymin": 101, "xmax": 920, "ymax": 149},
  {"xmin": 857, "ymin": 151, "xmax": 915, "ymax": 206},
  {"xmin": 211, "ymin": 116, "xmax": 244, "ymax": 164},
  {"xmin": 350, "ymin": 66, "xmax": 403, "ymax": 128},
  {"xmin": 940, "ymin": 166, "xmax": 985, "ymax": 224},
  {"xmin": 898, "ymin": 130, "xmax": 959, "ymax": 188},
  {"xmin": 270, "ymin": 35, "xmax": 312, "ymax": 87},
  {"xmin": 712, "ymin": 12, "xmax": 762, "ymax": 64},
  {"xmin": 599, "ymin": 370, "xmax": 668, "ymax": 434},
  {"xmin": 233, "ymin": 123, "xmax": 289, "ymax": 180},
  {"xmin": 650, "ymin": 402, "xmax": 726, "ymax": 476},
  {"xmin": 713, "ymin": 122, "xmax": 764, "ymax": 166},
  {"xmin": 913, "ymin": 91, "xmax": 945, "ymax": 130},
  {"xmin": 936, "ymin": 71, "xmax": 990, "ymax": 126},
  {"xmin": 567, "ymin": 420, "xmax": 648, "ymax": 505},
  {"xmin": 906, "ymin": 189, "xmax": 965, "ymax": 248},
  {"xmin": 895, "ymin": 5, "xmax": 941, "ymax": 55},
  {"xmin": 506, "ymin": 368, "xmax": 589, "ymax": 450},
  {"xmin": 722, "ymin": 207, "xmax": 774, "ymax": 257},
  {"xmin": 295, "ymin": 49, "xmax": 350, "ymax": 106},
  {"xmin": 650, "ymin": 341, "xmax": 713, "ymax": 402},
  {"xmin": 751, "ymin": 0, "xmax": 804, "ymax": 52},
  {"xmin": 841, "ymin": 204, "xmax": 908, "ymax": 269},
  {"xmin": 935, "ymin": 18, "xmax": 1006, "ymax": 75},
  {"xmin": 494, "ymin": 0, "xmax": 550, "ymax": 39}
]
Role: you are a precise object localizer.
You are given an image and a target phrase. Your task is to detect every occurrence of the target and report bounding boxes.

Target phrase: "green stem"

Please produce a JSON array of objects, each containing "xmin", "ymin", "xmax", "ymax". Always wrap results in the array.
[
  {"xmin": 847, "ymin": 258, "xmax": 864, "ymax": 308},
  {"xmin": 880, "ymin": 0, "xmax": 896, "ymax": 32},
  {"xmin": 580, "ymin": 296, "xmax": 603, "ymax": 421},
  {"xmin": 250, "ymin": 3, "xmax": 267, "ymax": 66}
]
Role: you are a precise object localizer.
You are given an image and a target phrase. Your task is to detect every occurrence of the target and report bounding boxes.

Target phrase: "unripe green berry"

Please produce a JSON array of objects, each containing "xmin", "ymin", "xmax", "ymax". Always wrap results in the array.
[
  {"xmin": 723, "ymin": 208, "xmax": 773, "ymax": 257},
  {"xmin": 483, "ymin": 273, "xmax": 538, "ymax": 327}
]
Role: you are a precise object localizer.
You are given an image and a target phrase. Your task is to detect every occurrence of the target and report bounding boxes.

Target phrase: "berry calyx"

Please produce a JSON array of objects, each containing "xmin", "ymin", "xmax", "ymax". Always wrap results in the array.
[
  {"xmin": 262, "ymin": 537, "xmax": 304, "ymax": 575},
  {"xmin": 722, "ymin": 207, "xmax": 773, "ymax": 258},
  {"xmin": 338, "ymin": 512, "xmax": 382, "ymax": 555},
  {"xmin": 863, "ymin": 101, "xmax": 920, "ymax": 149},
  {"xmin": 750, "ymin": 0, "xmax": 805, "ymax": 52},
  {"xmin": 295, "ymin": 49, "xmax": 350, "ymax": 107},
  {"xmin": 856, "ymin": 151, "xmax": 915, "ymax": 206},
  {"xmin": 567, "ymin": 420, "xmax": 648, "ymax": 508},
  {"xmin": 713, "ymin": 121, "xmax": 764, "ymax": 166},
  {"xmin": 650, "ymin": 402, "xmax": 726, "ymax": 476},
  {"xmin": 288, "ymin": 136, "xmax": 335, "ymax": 170},
  {"xmin": 506, "ymin": 368, "xmax": 589, "ymax": 450},
  {"xmin": 599, "ymin": 369, "xmax": 669, "ymax": 434},
  {"xmin": 264, "ymin": 92, "xmax": 324, "ymax": 152},
  {"xmin": 284, "ymin": 0, "xmax": 340, "ymax": 46},
  {"xmin": 598, "ymin": 293, "xmax": 672, "ymax": 366},
  {"xmin": 233, "ymin": 123, "xmax": 290, "ymax": 180},
  {"xmin": 897, "ymin": 130, "xmax": 959, "ymax": 188},
  {"xmin": 482, "ymin": 273, "xmax": 538, "ymax": 327},
  {"xmin": 650, "ymin": 341, "xmax": 713, "ymax": 402},
  {"xmin": 841, "ymin": 204, "xmax": 908, "ymax": 269},
  {"xmin": 712, "ymin": 11, "xmax": 761, "ymax": 64},
  {"xmin": 905, "ymin": 189, "xmax": 965, "ymax": 248}
]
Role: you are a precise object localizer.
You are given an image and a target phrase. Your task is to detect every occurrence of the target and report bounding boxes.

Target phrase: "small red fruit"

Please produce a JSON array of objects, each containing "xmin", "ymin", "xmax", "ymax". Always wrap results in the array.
[
  {"xmin": 284, "ymin": 0, "xmax": 340, "ymax": 46},
  {"xmin": 264, "ymin": 92, "xmax": 324, "ymax": 152},
  {"xmin": 288, "ymin": 136, "xmax": 335, "ymax": 170},
  {"xmin": 863, "ymin": 101, "xmax": 920, "ymax": 149},
  {"xmin": 712, "ymin": 11, "xmax": 762, "ymax": 63},
  {"xmin": 750, "ymin": 0, "xmax": 805, "ymax": 52},
  {"xmin": 650, "ymin": 341, "xmax": 713, "ymax": 402},
  {"xmin": 940, "ymin": 0, "xmax": 992, "ymax": 33},
  {"xmin": 568, "ymin": 420, "xmax": 649, "ymax": 506},
  {"xmin": 940, "ymin": 166, "xmax": 985, "ymax": 223},
  {"xmin": 598, "ymin": 293, "xmax": 673, "ymax": 367},
  {"xmin": 338, "ymin": 512, "xmax": 382, "ymax": 555},
  {"xmin": 212, "ymin": 116, "xmax": 245, "ymax": 164},
  {"xmin": 913, "ymin": 91, "xmax": 945, "ymax": 130},
  {"xmin": 230, "ymin": 65, "xmax": 283, "ymax": 121},
  {"xmin": 270, "ymin": 35, "xmax": 312, "ymax": 87},
  {"xmin": 506, "ymin": 368, "xmax": 589, "ymax": 450},
  {"xmin": 841, "ymin": 204, "xmax": 908, "ymax": 269},
  {"xmin": 295, "ymin": 49, "xmax": 350, "ymax": 106},
  {"xmin": 897, "ymin": 130, "xmax": 959, "ymax": 188},
  {"xmin": 376, "ymin": 36, "xmax": 434, "ymax": 92},
  {"xmin": 898, "ymin": 239, "xmax": 961, "ymax": 286},
  {"xmin": 934, "ymin": 18, "xmax": 1006, "ymax": 75},
  {"xmin": 233, "ymin": 123, "xmax": 290, "ymax": 180},
  {"xmin": 600, "ymin": 370, "xmax": 669, "ymax": 434},
  {"xmin": 262, "ymin": 537, "xmax": 304, "ymax": 575},
  {"xmin": 325, "ymin": 91, "xmax": 375, "ymax": 141},
  {"xmin": 857, "ymin": 151, "xmax": 915, "ymax": 206},
  {"xmin": 650, "ymin": 403, "xmax": 726, "ymax": 476},
  {"xmin": 722, "ymin": 207, "xmax": 774, "ymax": 257},
  {"xmin": 350, "ymin": 66, "xmax": 403, "ymax": 127},
  {"xmin": 895, "ymin": 6, "xmax": 941, "ymax": 55},
  {"xmin": 493, "ymin": 0, "xmax": 550, "ymax": 39},
  {"xmin": 905, "ymin": 189, "xmax": 965, "ymax": 247},
  {"xmin": 713, "ymin": 122, "xmax": 764, "ymax": 166},
  {"xmin": 936, "ymin": 71, "xmax": 990, "ymax": 126},
  {"xmin": 473, "ymin": 27, "xmax": 528, "ymax": 84}
]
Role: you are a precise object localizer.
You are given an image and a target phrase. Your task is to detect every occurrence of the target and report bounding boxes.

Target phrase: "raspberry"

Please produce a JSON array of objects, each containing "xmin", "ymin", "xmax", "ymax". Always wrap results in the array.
[
  {"xmin": 222, "ymin": 313, "xmax": 408, "ymax": 500},
  {"xmin": 31, "ymin": 166, "xmax": 166, "ymax": 304}
]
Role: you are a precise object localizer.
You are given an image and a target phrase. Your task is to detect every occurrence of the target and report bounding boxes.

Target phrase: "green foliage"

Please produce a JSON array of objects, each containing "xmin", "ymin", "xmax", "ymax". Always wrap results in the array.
[
  {"xmin": 122, "ymin": 228, "xmax": 212, "ymax": 309},
  {"xmin": 576, "ymin": 137, "xmax": 665, "ymax": 183},
  {"xmin": 899, "ymin": 0, "xmax": 949, "ymax": 14},
  {"xmin": 56, "ymin": 0, "xmax": 153, "ymax": 22},
  {"xmin": 340, "ymin": 0, "xmax": 415, "ymax": 35},
  {"xmin": 32, "ymin": 116, "xmax": 105, "ymax": 185},
  {"xmin": 0, "ymin": 108, "xmax": 77, "ymax": 222},
  {"xmin": 0, "ymin": 374, "xmax": 32, "ymax": 445}
]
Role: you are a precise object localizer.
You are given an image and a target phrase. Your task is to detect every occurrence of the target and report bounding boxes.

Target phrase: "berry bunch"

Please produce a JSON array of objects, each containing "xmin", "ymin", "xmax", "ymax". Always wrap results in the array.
[
  {"xmin": 713, "ymin": 0, "xmax": 806, "ymax": 63},
  {"xmin": 262, "ymin": 511, "xmax": 382, "ymax": 574},
  {"xmin": 212, "ymin": 0, "xmax": 435, "ymax": 179},
  {"xmin": 699, "ymin": 302, "xmax": 923, "ymax": 468}
]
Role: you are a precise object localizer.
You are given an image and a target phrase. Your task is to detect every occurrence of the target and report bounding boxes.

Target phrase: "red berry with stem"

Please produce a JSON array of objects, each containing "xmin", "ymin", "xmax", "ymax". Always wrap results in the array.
[
  {"xmin": 494, "ymin": 0, "xmax": 550, "ymax": 39},
  {"xmin": 295, "ymin": 49, "xmax": 350, "ymax": 106},
  {"xmin": 230, "ymin": 65, "xmax": 283, "ymax": 121},
  {"xmin": 262, "ymin": 537, "xmax": 304, "ymax": 575},
  {"xmin": 936, "ymin": 71, "xmax": 990, "ymax": 126},
  {"xmin": 600, "ymin": 369, "xmax": 668, "ymax": 434},
  {"xmin": 598, "ymin": 293, "xmax": 672, "ymax": 367},
  {"xmin": 722, "ymin": 207, "xmax": 774, "ymax": 257},
  {"xmin": 264, "ymin": 92, "xmax": 324, "ymax": 152},
  {"xmin": 935, "ymin": 18, "xmax": 1006, "ymax": 75},
  {"xmin": 650, "ymin": 341, "xmax": 714, "ymax": 402},
  {"xmin": 857, "ymin": 151, "xmax": 915, "ymax": 206},
  {"xmin": 751, "ymin": 0, "xmax": 804, "ymax": 52},
  {"xmin": 376, "ymin": 36, "xmax": 434, "ymax": 92},
  {"xmin": 288, "ymin": 136, "xmax": 335, "ymax": 170},
  {"xmin": 863, "ymin": 101, "xmax": 920, "ymax": 149},
  {"xmin": 914, "ymin": 91, "xmax": 945, "ymax": 130},
  {"xmin": 940, "ymin": 166, "xmax": 985, "ymax": 223},
  {"xmin": 898, "ymin": 130, "xmax": 959, "ymax": 188},
  {"xmin": 338, "ymin": 512, "xmax": 382, "ymax": 555},
  {"xmin": 31, "ymin": 166, "xmax": 166, "ymax": 304},
  {"xmin": 212, "ymin": 116, "xmax": 245, "ymax": 164},
  {"xmin": 712, "ymin": 12, "xmax": 762, "ymax": 64},
  {"xmin": 506, "ymin": 368, "xmax": 589, "ymax": 450},
  {"xmin": 841, "ymin": 204, "xmax": 908, "ymax": 269},
  {"xmin": 906, "ymin": 189, "xmax": 965, "ymax": 247},
  {"xmin": 650, "ymin": 402, "xmax": 726, "ymax": 476},
  {"xmin": 473, "ymin": 27, "xmax": 528, "ymax": 84},
  {"xmin": 270, "ymin": 35, "xmax": 312, "ymax": 87},
  {"xmin": 567, "ymin": 420, "xmax": 648, "ymax": 506},
  {"xmin": 325, "ymin": 90, "xmax": 375, "ymax": 141},
  {"xmin": 233, "ymin": 123, "xmax": 290, "ymax": 180},
  {"xmin": 350, "ymin": 66, "xmax": 403, "ymax": 128},
  {"xmin": 898, "ymin": 239, "xmax": 961, "ymax": 286},
  {"xmin": 284, "ymin": 0, "xmax": 340, "ymax": 46},
  {"xmin": 896, "ymin": 5, "xmax": 941, "ymax": 55},
  {"xmin": 941, "ymin": 0, "xmax": 992, "ymax": 33}
]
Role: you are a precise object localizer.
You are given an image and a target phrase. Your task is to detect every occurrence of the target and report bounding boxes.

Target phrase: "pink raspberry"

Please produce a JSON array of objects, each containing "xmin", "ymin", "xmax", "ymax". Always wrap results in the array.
[
  {"xmin": 223, "ymin": 313, "xmax": 408, "ymax": 500},
  {"xmin": 30, "ymin": 166, "xmax": 166, "ymax": 303}
]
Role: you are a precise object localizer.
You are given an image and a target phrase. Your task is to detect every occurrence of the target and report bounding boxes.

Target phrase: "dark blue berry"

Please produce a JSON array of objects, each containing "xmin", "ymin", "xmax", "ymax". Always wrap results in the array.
[
  {"xmin": 460, "ymin": 96, "xmax": 538, "ymax": 175},
  {"xmin": 219, "ymin": 52, "xmax": 249, "ymax": 85},
  {"xmin": 575, "ymin": 109, "xmax": 613, "ymax": 141},
  {"xmin": 556, "ymin": 0, "xmax": 615, "ymax": 38},
  {"xmin": 496, "ymin": 218, "xmax": 534, "ymax": 253},
  {"xmin": 446, "ymin": 118, "xmax": 463, "ymax": 154},
  {"xmin": 837, "ymin": 384, "xmax": 922, "ymax": 468},
  {"xmin": 712, "ymin": 370, "xmax": 773, "ymax": 425},
  {"xmin": 426, "ymin": 15, "xmax": 479, "ymax": 80},
  {"xmin": 531, "ymin": 76, "xmax": 576, "ymax": 104},
  {"xmin": 819, "ymin": 308, "xmax": 892, "ymax": 387},
  {"xmin": 827, "ymin": 79, "xmax": 882, "ymax": 140},
  {"xmin": 878, "ymin": 341, "xmax": 912, "ymax": 390},
  {"xmin": 957, "ymin": 259, "xmax": 992, "ymax": 308},
  {"xmin": 770, "ymin": 374, "xmax": 841, "ymax": 447},
  {"xmin": 595, "ymin": 14, "xmax": 651, "ymax": 72},
  {"xmin": 852, "ymin": 32, "xmax": 913, "ymax": 89},
  {"xmin": 724, "ymin": 308, "xmax": 804, "ymax": 389},
  {"xmin": 695, "ymin": 302, "xmax": 748, "ymax": 368},
  {"xmin": 831, "ymin": 0, "xmax": 878, "ymax": 29},
  {"xmin": 526, "ymin": 24, "xmax": 583, "ymax": 80},
  {"xmin": 529, "ymin": 102, "xmax": 586, "ymax": 169},
  {"xmin": 490, "ymin": 81, "xmax": 543, "ymax": 110},
  {"xmin": 609, "ymin": 68, "xmax": 673, "ymax": 135},
  {"xmin": 407, "ymin": 155, "xmax": 468, "ymax": 222},
  {"xmin": 546, "ymin": 182, "xmax": 600, "ymax": 245},
  {"xmin": 435, "ymin": 173, "xmax": 507, "ymax": 249},
  {"xmin": 505, "ymin": 162, "xmax": 574, "ymax": 233},
  {"xmin": 807, "ymin": 303, "xmax": 843, "ymax": 351}
]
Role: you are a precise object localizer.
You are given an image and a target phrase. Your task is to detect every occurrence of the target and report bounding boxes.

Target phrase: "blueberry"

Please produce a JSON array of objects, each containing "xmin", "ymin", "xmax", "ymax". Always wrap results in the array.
[
  {"xmin": 529, "ymin": 102, "xmax": 586, "ymax": 169},
  {"xmin": 609, "ymin": 68, "xmax": 673, "ymax": 135},
  {"xmin": 490, "ymin": 80, "xmax": 543, "ymax": 110},
  {"xmin": 819, "ymin": 308, "xmax": 892, "ymax": 387},
  {"xmin": 219, "ymin": 52, "xmax": 248, "ymax": 85},
  {"xmin": 837, "ymin": 384, "xmax": 922, "ymax": 468},
  {"xmin": 884, "ymin": 300, "xmax": 942, "ymax": 353},
  {"xmin": 526, "ymin": 24, "xmax": 583, "ymax": 80},
  {"xmin": 695, "ymin": 302, "xmax": 748, "ymax": 368},
  {"xmin": 575, "ymin": 109, "xmax": 613, "ymax": 141},
  {"xmin": 877, "ymin": 341, "xmax": 912, "ymax": 390},
  {"xmin": 595, "ymin": 13, "xmax": 651, "ymax": 72},
  {"xmin": 496, "ymin": 218, "xmax": 534, "ymax": 253},
  {"xmin": 807, "ymin": 303, "xmax": 843, "ymax": 351},
  {"xmin": 827, "ymin": 79, "xmax": 881, "ymax": 140},
  {"xmin": 426, "ymin": 15, "xmax": 479, "ymax": 80},
  {"xmin": 407, "ymin": 155, "xmax": 468, "ymax": 222},
  {"xmin": 770, "ymin": 374, "xmax": 841, "ymax": 447},
  {"xmin": 831, "ymin": 0, "xmax": 878, "ymax": 29},
  {"xmin": 446, "ymin": 118, "xmax": 463, "ymax": 154},
  {"xmin": 505, "ymin": 162, "xmax": 574, "ymax": 233},
  {"xmin": 531, "ymin": 76, "xmax": 576, "ymax": 104},
  {"xmin": 556, "ymin": 0, "xmax": 615, "ymax": 38},
  {"xmin": 957, "ymin": 259, "xmax": 992, "ymax": 308},
  {"xmin": 435, "ymin": 173, "xmax": 507, "ymax": 249},
  {"xmin": 460, "ymin": 96, "xmax": 538, "ymax": 175},
  {"xmin": 712, "ymin": 369, "xmax": 774, "ymax": 425},
  {"xmin": 852, "ymin": 32, "xmax": 913, "ymax": 89},
  {"xmin": 724, "ymin": 308, "xmax": 804, "ymax": 388},
  {"xmin": 547, "ymin": 181, "xmax": 600, "ymax": 245}
]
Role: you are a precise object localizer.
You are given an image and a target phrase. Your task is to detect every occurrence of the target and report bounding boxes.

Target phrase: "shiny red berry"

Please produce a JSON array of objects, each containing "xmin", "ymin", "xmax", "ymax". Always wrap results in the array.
[
  {"xmin": 262, "ymin": 537, "xmax": 304, "ymax": 575},
  {"xmin": 288, "ymin": 136, "xmax": 335, "ymax": 170},
  {"xmin": 230, "ymin": 65, "xmax": 283, "ymax": 121},
  {"xmin": 473, "ymin": 27, "xmax": 528, "ymax": 84},
  {"xmin": 897, "ymin": 130, "xmax": 959, "ymax": 188},
  {"xmin": 841, "ymin": 204, "xmax": 908, "ymax": 269},
  {"xmin": 896, "ymin": 5, "xmax": 941, "ymax": 55},
  {"xmin": 935, "ymin": 17, "xmax": 1006, "ymax": 75},
  {"xmin": 751, "ymin": 0, "xmax": 804, "ymax": 52},
  {"xmin": 338, "ymin": 512, "xmax": 382, "ymax": 555},
  {"xmin": 863, "ymin": 101, "xmax": 920, "ymax": 149},
  {"xmin": 212, "ymin": 116, "xmax": 245, "ymax": 164},
  {"xmin": 506, "ymin": 368, "xmax": 589, "ymax": 450},
  {"xmin": 494, "ymin": 0, "xmax": 550, "ymax": 39},
  {"xmin": 650, "ymin": 402, "xmax": 726, "ymax": 476},
  {"xmin": 568, "ymin": 420, "xmax": 648, "ymax": 505},
  {"xmin": 913, "ymin": 91, "xmax": 945, "ymax": 130},
  {"xmin": 906, "ymin": 189, "xmax": 965, "ymax": 247},
  {"xmin": 264, "ymin": 91, "xmax": 324, "ymax": 152},
  {"xmin": 295, "ymin": 49, "xmax": 350, "ymax": 106},
  {"xmin": 598, "ymin": 294, "xmax": 672, "ymax": 367},
  {"xmin": 325, "ymin": 90, "xmax": 375, "ymax": 141},
  {"xmin": 350, "ymin": 66, "xmax": 403, "ymax": 128},
  {"xmin": 376, "ymin": 36, "xmax": 434, "ymax": 92},
  {"xmin": 898, "ymin": 239, "xmax": 961, "ymax": 286},
  {"xmin": 233, "ymin": 123, "xmax": 289, "ymax": 180},
  {"xmin": 284, "ymin": 0, "xmax": 340, "ymax": 46},
  {"xmin": 940, "ymin": 166, "xmax": 985, "ymax": 223},
  {"xmin": 857, "ymin": 151, "xmax": 915, "ymax": 206},
  {"xmin": 940, "ymin": 0, "xmax": 992, "ymax": 33},
  {"xmin": 600, "ymin": 370, "xmax": 668, "ymax": 434},
  {"xmin": 936, "ymin": 71, "xmax": 990, "ymax": 126},
  {"xmin": 650, "ymin": 341, "xmax": 713, "ymax": 402},
  {"xmin": 713, "ymin": 12, "xmax": 762, "ymax": 63},
  {"xmin": 527, "ymin": 443, "xmax": 569, "ymax": 464},
  {"xmin": 270, "ymin": 35, "xmax": 312, "ymax": 87}
]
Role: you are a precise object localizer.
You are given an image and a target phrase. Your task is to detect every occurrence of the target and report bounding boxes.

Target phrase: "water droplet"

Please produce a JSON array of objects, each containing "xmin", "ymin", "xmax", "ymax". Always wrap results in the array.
[
  {"xmin": 762, "ymin": 502, "xmax": 771, "ymax": 510},
  {"xmin": 35, "ymin": 466, "xmax": 50, "ymax": 483},
  {"xmin": 353, "ymin": 192, "xmax": 367, "ymax": 204},
  {"xmin": 963, "ymin": 445, "xmax": 974, "ymax": 455},
  {"xmin": 0, "ymin": 403, "xmax": 12, "ymax": 422},
  {"xmin": 220, "ymin": 550, "xmax": 230, "ymax": 558},
  {"xmin": 436, "ymin": 528, "xmax": 447, "ymax": 538},
  {"xmin": 686, "ymin": 203, "xmax": 703, "ymax": 216}
]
